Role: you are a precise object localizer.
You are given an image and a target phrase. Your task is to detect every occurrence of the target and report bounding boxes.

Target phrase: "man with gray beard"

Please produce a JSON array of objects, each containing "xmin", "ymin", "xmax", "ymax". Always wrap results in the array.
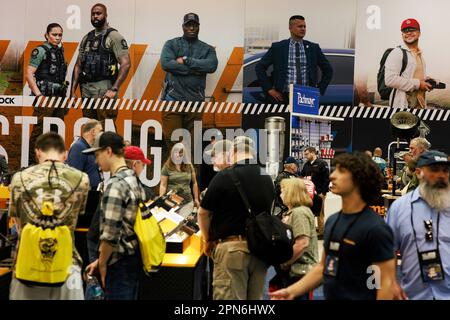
[
  {"xmin": 387, "ymin": 150, "xmax": 450, "ymax": 300},
  {"xmin": 405, "ymin": 137, "xmax": 431, "ymax": 193}
]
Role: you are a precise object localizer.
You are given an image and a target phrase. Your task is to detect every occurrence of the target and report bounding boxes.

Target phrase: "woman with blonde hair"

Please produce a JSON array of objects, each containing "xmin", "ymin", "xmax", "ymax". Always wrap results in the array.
[
  {"xmin": 278, "ymin": 178, "xmax": 319, "ymax": 300},
  {"xmin": 160, "ymin": 143, "xmax": 200, "ymax": 216}
]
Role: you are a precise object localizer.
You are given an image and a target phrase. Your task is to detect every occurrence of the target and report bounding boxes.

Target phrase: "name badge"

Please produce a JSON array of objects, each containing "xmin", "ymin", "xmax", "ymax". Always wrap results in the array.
[
  {"xmin": 418, "ymin": 249, "xmax": 445, "ymax": 283},
  {"xmin": 324, "ymin": 255, "xmax": 339, "ymax": 277}
]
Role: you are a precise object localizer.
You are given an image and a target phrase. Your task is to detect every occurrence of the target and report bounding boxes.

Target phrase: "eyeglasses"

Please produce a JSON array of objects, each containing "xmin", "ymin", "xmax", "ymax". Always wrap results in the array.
[{"xmin": 424, "ymin": 219, "xmax": 433, "ymax": 242}]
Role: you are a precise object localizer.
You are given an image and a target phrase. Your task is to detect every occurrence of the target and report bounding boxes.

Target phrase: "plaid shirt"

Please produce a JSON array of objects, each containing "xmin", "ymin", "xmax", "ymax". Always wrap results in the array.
[
  {"xmin": 99, "ymin": 167, "xmax": 146, "ymax": 265},
  {"xmin": 285, "ymin": 38, "xmax": 307, "ymax": 92}
]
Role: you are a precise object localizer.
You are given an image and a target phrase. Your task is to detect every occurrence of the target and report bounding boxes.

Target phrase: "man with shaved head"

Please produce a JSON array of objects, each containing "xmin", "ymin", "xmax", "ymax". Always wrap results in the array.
[
  {"xmin": 372, "ymin": 147, "xmax": 387, "ymax": 176},
  {"xmin": 71, "ymin": 3, "xmax": 131, "ymax": 124}
]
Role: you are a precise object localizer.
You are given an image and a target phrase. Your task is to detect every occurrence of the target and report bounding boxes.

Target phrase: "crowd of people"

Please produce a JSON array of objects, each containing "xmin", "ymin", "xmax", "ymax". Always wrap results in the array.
[
  {"xmin": 365, "ymin": 137, "xmax": 431, "ymax": 193},
  {"xmin": 2, "ymin": 2, "xmax": 449, "ymax": 301},
  {"xmin": 5, "ymin": 124, "xmax": 449, "ymax": 301}
]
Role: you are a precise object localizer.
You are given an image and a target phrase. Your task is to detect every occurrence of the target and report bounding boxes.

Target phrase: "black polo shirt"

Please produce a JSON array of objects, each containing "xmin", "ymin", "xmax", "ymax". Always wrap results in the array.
[
  {"xmin": 301, "ymin": 158, "xmax": 330, "ymax": 195},
  {"xmin": 200, "ymin": 162, "xmax": 274, "ymax": 241},
  {"xmin": 323, "ymin": 207, "xmax": 395, "ymax": 300}
]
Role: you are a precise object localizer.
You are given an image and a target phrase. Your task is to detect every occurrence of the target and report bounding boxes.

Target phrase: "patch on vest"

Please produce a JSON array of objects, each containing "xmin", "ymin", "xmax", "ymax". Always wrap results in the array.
[
  {"xmin": 32, "ymin": 49, "xmax": 39, "ymax": 57},
  {"xmin": 121, "ymin": 39, "xmax": 128, "ymax": 50}
]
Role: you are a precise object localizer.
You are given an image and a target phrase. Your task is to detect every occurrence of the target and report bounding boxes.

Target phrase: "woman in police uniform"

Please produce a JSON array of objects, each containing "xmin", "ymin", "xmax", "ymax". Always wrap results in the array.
[
  {"xmin": 26, "ymin": 23, "xmax": 68, "ymax": 165},
  {"xmin": 26, "ymin": 23, "xmax": 68, "ymax": 97}
]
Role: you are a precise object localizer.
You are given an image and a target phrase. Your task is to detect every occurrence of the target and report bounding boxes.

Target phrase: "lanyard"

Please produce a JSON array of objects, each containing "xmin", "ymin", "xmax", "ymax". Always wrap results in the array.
[
  {"xmin": 410, "ymin": 193, "xmax": 440, "ymax": 253},
  {"xmin": 327, "ymin": 208, "xmax": 366, "ymax": 251}
]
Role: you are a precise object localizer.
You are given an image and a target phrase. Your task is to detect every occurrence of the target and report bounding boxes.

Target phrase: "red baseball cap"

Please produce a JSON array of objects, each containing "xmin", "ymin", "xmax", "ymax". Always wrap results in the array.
[
  {"xmin": 401, "ymin": 18, "xmax": 420, "ymax": 31},
  {"xmin": 125, "ymin": 146, "xmax": 152, "ymax": 165}
]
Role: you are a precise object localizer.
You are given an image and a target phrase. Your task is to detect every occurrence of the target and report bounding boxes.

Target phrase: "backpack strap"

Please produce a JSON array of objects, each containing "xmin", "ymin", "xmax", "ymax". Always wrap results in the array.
[
  {"xmin": 114, "ymin": 171, "xmax": 143, "ymax": 202},
  {"xmin": 390, "ymin": 47, "xmax": 408, "ymax": 107},
  {"xmin": 228, "ymin": 167, "xmax": 255, "ymax": 218},
  {"xmin": 114, "ymin": 173, "xmax": 149, "ymax": 243},
  {"xmin": 20, "ymin": 164, "xmax": 84, "ymax": 224},
  {"xmin": 399, "ymin": 47, "xmax": 408, "ymax": 75}
]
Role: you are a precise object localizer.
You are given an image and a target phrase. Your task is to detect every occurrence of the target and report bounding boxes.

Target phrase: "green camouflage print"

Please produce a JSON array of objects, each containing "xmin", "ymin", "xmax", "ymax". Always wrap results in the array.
[{"xmin": 9, "ymin": 161, "xmax": 90, "ymax": 266}]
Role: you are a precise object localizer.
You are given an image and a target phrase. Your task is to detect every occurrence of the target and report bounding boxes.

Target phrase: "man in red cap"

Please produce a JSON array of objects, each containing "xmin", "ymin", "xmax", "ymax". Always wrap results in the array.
[
  {"xmin": 384, "ymin": 18, "xmax": 433, "ymax": 108},
  {"xmin": 125, "ymin": 146, "xmax": 152, "ymax": 177},
  {"xmin": 125, "ymin": 145, "xmax": 154, "ymax": 200}
]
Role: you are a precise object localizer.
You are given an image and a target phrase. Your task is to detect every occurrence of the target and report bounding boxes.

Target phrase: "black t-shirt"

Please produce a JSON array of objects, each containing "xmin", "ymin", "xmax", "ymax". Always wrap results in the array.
[
  {"xmin": 199, "ymin": 162, "xmax": 217, "ymax": 191},
  {"xmin": 323, "ymin": 207, "xmax": 394, "ymax": 300},
  {"xmin": 201, "ymin": 163, "xmax": 274, "ymax": 241},
  {"xmin": 300, "ymin": 159, "xmax": 329, "ymax": 195}
]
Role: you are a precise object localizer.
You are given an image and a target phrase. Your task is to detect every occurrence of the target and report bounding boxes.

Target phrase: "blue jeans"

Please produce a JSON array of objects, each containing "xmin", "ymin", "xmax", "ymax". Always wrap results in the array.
[{"xmin": 105, "ymin": 254, "xmax": 141, "ymax": 300}]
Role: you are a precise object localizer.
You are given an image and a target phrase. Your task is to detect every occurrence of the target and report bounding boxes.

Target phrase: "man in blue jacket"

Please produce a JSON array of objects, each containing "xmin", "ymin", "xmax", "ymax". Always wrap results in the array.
[
  {"xmin": 67, "ymin": 120, "xmax": 103, "ymax": 190},
  {"xmin": 67, "ymin": 120, "xmax": 103, "ymax": 264},
  {"xmin": 160, "ymin": 12, "xmax": 218, "ymax": 153},
  {"xmin": 256, "ymin": 15, "xmax": 333, "ymax": 104}
]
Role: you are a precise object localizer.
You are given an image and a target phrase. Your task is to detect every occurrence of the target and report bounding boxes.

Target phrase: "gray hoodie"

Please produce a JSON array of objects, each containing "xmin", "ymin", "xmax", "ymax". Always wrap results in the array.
[{"xmin": 160, "ymin": 37, "xmax": 218, "ymax": 101}]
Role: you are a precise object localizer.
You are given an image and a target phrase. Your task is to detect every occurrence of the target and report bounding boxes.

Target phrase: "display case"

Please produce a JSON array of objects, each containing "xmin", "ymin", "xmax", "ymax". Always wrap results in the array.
[
  {"xmin": 138, "ymin": 191, "xmax": 206, "ymax": 300},
  {"xmin": 319, "ymin": 133, "xmax": 335, "ymax": 160},
  {"xmin": 290, "ymin": 112, "xmax": 343, "ymax": 165}
]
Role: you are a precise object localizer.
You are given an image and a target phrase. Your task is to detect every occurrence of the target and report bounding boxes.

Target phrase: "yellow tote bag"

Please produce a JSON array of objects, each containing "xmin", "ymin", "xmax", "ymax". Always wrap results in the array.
[{"xmin": 134, "ymin": 202, "xmax": 166, "ymax": 274}]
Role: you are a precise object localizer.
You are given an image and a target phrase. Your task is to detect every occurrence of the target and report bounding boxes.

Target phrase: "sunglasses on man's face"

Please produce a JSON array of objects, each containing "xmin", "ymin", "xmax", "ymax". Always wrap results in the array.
[
  {"xmin": 424, "ymin": 219, "xmax": 433, "ymax": 242},
  {"xmin": 402, "ymin": 28, "xmax": 418, "ymax": 33}
]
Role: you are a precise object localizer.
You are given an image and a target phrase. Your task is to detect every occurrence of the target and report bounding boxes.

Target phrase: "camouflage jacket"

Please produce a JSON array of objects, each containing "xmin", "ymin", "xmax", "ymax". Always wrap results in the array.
[{"xmin": 9, "ymin": 161, "xmax": 90, "ymax": 266}]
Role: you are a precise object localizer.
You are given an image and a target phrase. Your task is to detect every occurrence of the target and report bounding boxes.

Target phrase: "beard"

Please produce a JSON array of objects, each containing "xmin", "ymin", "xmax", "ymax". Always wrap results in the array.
[
  {"xmin": 419, "ymin": 180, "xmax": 450, "ymax": 211},
  {"xmin": 91, "ymin": 18, "xmax": 106, "ymax": 28}
]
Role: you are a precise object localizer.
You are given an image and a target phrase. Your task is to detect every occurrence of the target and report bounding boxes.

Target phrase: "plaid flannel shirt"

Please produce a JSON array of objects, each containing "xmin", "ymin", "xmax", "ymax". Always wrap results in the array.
[
  {"xmin": 99, "ymin": 168, "xmax": 146, "ymax": 265},
  {"xmin": 285, "ymin": 38, "xmax": 307, "ymax": 92}
]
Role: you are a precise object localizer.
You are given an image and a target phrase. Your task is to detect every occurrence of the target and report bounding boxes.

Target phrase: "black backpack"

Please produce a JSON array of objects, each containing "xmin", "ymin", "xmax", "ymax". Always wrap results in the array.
[
  {"xmin": 228, "ymin": 168, "xmax": 293, "ymax": 266},
  {"xmin": 377, "ymin": 47, "xmax": 407, "ymax": 102}
]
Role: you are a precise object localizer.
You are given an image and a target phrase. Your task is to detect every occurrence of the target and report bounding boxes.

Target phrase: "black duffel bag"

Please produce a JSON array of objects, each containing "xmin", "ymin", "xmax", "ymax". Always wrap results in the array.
[{"xmin": 229, "ymin": 169, "xmax": 293, "ymax": 266}]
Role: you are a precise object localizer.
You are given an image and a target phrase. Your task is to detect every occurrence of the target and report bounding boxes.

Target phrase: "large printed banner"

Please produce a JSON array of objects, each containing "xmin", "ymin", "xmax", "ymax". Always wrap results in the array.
[
  {"xmin": 243, "ymin": 0, "xmax": 357, "ymax": 108},
  {"xmin": 0, "ymin": 96, "xmax": 292, "ymax": 186},
  {"xmin": 0, "ymin": 0, "xmax": 244, "ymax": 101},
  {"xmin": 354, "ymin": 0, "xmax": 450, "ymax": 109}
]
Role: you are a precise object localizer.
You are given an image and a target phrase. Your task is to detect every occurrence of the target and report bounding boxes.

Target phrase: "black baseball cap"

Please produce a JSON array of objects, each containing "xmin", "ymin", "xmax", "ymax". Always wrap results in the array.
[
  {"xmin": 82, "ymin": 131, "xmax": 125, "ymax": 154},
  {"xmin": 416, "ymin": 150, "xmax": 450, "ymax": 168},
  {"xmin": 183, "ymin": 13, "xmax": 200, "ymax": 25},
  {"xmin": 284, "ymin": 156, "xmax": 297, "ymax": 165}
]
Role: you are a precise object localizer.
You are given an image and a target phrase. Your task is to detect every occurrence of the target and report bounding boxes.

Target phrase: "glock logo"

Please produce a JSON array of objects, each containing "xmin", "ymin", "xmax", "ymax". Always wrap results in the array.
[{"xmin": 0, "ymin": 97, "xmax": 15, "ymax": 104}]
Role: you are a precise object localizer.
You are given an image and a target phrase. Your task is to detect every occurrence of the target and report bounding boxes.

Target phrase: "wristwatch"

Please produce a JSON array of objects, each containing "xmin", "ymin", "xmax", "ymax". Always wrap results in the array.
[
  {"xmin": 110, "ymin": 87, "xmax": 118, "ymax": 92},
  {"xmin": 182, "ymin": 56, "xmax": 188, "ymax": 64}
]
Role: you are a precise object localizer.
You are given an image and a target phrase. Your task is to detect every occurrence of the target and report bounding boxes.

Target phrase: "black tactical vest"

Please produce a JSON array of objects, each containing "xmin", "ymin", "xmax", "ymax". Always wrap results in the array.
[
  {"xmin": 80, "ymin": 28, "xmax": 119, "ymax": 83},
  {"xmin": 35, "ymin": 45, "xmax": 67, "ymax": 84}
]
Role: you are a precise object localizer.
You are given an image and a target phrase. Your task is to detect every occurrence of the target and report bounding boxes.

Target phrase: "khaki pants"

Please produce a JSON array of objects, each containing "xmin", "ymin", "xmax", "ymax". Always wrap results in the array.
[
  {"xmin": 162, "ymin": 111, "xmax": 203, "ymax": 154},
  {"xmin": 212, "ymin": 240, "xmax": 267, "ymax": 300},
  {"xmin": 80, "ymin": 80, "xmax": 118, "ymax": 123},
  {"xmin": 318, "ymin": 194, "xmax": 326, "ymax": 235}
]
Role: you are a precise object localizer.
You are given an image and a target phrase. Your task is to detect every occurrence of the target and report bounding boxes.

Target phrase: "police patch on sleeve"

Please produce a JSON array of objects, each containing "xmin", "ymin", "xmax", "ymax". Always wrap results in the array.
[
  {"xmin": 121, "ymin": 39, "xmax": 128, "ymax": 50},
  {"xmin": 31, "ymin": 49, "xmax": 39, "ymax": 57}
]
